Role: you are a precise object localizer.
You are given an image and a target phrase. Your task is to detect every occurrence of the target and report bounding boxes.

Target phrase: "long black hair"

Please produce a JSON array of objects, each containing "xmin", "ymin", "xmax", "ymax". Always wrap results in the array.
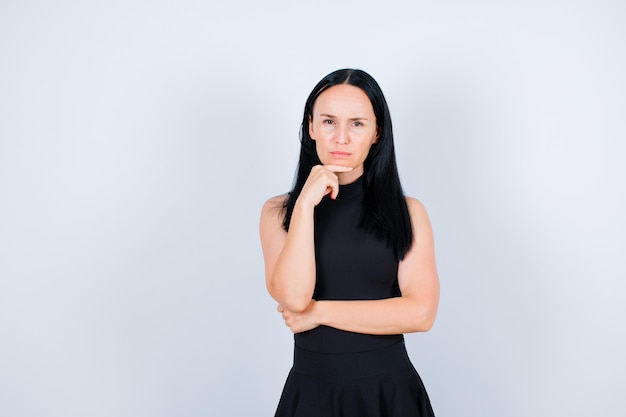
[{"xmin": 282, "ymin": 69, "xmax": 413, "ymax": 260}]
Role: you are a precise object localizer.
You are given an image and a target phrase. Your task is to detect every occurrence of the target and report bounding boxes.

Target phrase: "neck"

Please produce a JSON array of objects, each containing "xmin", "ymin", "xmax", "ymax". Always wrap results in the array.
[{"xmin": 337, "ymin": 166, "xmax": 364, "ymax": 185}]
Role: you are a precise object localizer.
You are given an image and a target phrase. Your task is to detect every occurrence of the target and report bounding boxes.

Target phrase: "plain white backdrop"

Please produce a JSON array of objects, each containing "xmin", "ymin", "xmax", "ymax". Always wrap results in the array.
[{"xmin": 1, "ymin": 1, "xmax": 625, "ymax": 416}]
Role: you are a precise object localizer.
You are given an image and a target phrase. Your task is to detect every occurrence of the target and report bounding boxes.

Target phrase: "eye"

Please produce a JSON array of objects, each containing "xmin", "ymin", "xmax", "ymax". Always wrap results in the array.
[
  {"xmin": 323, "ymin": 119, "xmax": 334, "ymax": 125},
  {"xmin": 352, "ymin": 121, "xmax": 363, "ymax": 127}
]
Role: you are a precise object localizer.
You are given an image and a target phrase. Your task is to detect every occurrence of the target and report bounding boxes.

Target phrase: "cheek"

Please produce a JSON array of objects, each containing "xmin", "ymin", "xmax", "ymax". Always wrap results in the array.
[
  {"xmin": 360, "ymin": 134, "xmax": 378, "ymax": 151},
  {"xmin": 313, "ymin": 141, "xmax": 328, "ymax": 163}
]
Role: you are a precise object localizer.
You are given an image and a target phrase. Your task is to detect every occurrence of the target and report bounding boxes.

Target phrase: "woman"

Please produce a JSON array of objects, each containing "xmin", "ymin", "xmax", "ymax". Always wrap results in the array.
[{"xmin": 260, "ymin": 69, "xmax": 439, "ymax": 416}]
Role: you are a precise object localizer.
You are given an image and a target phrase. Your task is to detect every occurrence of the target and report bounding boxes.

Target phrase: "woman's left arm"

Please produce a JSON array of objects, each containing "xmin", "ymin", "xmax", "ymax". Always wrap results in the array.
[{"xmin": 278, "ymin": 197, "xmax": 440, "ymax": 334}]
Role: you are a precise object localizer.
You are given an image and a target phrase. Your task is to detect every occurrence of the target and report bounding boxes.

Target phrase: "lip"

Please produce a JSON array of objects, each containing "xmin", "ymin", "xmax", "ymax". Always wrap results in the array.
[{"xmin": 330, "ymin": 151, "xmax": 351, "ymax": 159}]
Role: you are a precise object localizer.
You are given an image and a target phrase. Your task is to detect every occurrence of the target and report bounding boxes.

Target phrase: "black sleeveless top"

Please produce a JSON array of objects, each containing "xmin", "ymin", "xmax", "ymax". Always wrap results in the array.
[{"xmin": 294, "ymin": 175, "xmax": 404, "ymax": 353}]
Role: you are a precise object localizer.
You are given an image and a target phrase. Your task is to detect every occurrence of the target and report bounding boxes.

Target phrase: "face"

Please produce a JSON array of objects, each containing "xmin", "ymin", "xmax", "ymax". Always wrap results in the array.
[{"xmin": 309, "ymin": 84, "xmax": 379, "ymax": 183}]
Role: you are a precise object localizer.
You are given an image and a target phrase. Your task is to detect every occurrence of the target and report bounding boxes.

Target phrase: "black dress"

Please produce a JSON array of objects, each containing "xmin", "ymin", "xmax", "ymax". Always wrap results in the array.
[{"xmin": 275, "ymin": 176, "xmax": 435, "ymax": 417}]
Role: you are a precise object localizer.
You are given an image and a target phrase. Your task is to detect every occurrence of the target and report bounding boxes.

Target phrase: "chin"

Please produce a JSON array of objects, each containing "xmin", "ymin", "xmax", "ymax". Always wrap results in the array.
[{"xmin": 330, "ymin": 159, "xmax": 352, "ymax": 166}]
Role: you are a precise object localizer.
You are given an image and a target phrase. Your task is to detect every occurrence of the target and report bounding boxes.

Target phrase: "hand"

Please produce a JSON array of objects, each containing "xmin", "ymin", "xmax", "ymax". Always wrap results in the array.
[
  {"xmin": 297, "ymin": 165, "xmax": 353, "ymax": 207},
  {"xmin": 277, "ymin": 300, "xmax": 320, "ymax": 333}
]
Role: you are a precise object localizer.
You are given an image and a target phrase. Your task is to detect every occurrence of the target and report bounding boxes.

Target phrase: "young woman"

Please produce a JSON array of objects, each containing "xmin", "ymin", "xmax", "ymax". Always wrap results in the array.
[{"xmin": 260, "ymin": 69, "xmax": 439, "ymax": 416}]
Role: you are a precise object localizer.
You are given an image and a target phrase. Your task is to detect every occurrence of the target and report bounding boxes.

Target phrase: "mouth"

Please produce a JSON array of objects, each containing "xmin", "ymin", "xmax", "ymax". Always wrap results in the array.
[{"xmin": 330, "ymin": 151, "xmax": 351, "ymax": 159}]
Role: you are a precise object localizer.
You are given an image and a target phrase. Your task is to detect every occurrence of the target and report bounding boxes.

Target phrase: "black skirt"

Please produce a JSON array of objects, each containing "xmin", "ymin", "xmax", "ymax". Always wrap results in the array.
[{"xmin": 275, "ymin": 341, "xmax": 434, "ymax": 417}]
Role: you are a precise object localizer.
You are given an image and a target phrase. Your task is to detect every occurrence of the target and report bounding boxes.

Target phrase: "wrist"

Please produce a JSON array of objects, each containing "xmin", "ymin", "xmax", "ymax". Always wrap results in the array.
[
  {"xmin": 313, "ymin": 300, "xmax": 326, "ymax": 327},
  {"xmin": 294, "ymin": 197, "xmax": 316, "ymax": 213}
]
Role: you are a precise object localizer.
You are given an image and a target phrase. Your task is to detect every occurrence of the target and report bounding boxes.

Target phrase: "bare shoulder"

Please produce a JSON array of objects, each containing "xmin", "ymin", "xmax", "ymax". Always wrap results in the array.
[
  {"xmin": 404, "ymin": 196, "xmax": 431, "ymax": 223},
  {"xmin": 260, "ymin": 194, "xmax": 289, "ymax": 261},
  {"xmin": 404, "ymin": 196, "xmax": 435, "ymax": 241},
  {"xmin": 261, "ymin": 194, "xmax": 288, "ymax": 218},
  {"xmin": 260, "ymin": 194, "xmax": 289, "ymax": 232}
]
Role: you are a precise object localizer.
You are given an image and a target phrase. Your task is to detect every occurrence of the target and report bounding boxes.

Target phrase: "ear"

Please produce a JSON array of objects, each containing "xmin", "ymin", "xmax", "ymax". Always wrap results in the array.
[{"xmin": 308, "ymin": 115, "xmax": 315, "ymax": 140}]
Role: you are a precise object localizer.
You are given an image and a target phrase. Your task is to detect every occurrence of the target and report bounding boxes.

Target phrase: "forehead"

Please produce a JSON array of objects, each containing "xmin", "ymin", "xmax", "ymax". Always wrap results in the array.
[{"xmin": 313, "ymin": 84, "xmax": 374, "ymax": 116}]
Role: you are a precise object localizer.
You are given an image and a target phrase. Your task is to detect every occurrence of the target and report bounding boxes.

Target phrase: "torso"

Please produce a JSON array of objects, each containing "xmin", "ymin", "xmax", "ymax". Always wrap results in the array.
[{"xmin": 295, "ymin": 176, "xmax": 404, "ymax": 353}]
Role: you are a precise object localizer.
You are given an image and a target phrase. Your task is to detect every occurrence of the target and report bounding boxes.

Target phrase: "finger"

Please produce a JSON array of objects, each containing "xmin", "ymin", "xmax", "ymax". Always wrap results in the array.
[
  {"xmin": 323, "ymin": 173, "xmax": 339, "ymax": 200},
  {"xmin": 323, "ymin": 164, "xmax": 354, "ymax": 173},
  {"xmin": 329, "ymin": 183, "xmax": 339, "ymax": 200}
]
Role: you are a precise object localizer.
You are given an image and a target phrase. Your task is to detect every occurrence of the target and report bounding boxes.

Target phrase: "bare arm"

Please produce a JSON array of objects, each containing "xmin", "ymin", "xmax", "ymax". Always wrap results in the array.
[
  {"xmin": 260, "ymin": 195, "xmax": 316, "ymax": 312},
  {"xmin": 260, "ymin": 165, "xmax": 353, "ymax": 312},
  {"xmin": 278, "ymin": 197, "xmax": 440, "ymax": 333}
]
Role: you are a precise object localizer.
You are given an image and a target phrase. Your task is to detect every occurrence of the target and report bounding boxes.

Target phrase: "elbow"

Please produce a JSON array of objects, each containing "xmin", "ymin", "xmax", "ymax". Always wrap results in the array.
[
  {"xmin": 274, "ymin": 293, "xmax": 311, "ymax": 313},
  {"xmin": 407, "ymin": 309, "xmax": 437, "ymax": 333},
  {"xmin": 408, "ymin": 320, "xmax": 435, "ymax": 333},
  {"xmin": 267, "ymin": 282, "xmax": 311, "ymax": 313},
  {"xmin": 282, "ymin": 298, "xmax": 311, "ymax": 313},
  {"xmin": 418, "ymin": 317, "xmax": 436, "ymax": 332}
]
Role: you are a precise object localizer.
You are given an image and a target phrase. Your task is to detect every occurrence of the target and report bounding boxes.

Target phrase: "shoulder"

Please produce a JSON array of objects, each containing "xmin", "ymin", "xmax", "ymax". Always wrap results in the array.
[
  {"xmin": 261, "ymin": 194, "xmax": 288, "ymax": 216},
  {"xmin": 404, "ymin": 196, "xmax": 433, "ymax": 231},
  {"xmin": 260, "ymin": 194, "xmax": 289, "ymax": 228},
  {"xmin": 404, "ymin": 196, "xmax": 428, "ymax": 218},
  {"xmin": 260, "ymin": 194, "xmax": 289, "ymax": 248}
]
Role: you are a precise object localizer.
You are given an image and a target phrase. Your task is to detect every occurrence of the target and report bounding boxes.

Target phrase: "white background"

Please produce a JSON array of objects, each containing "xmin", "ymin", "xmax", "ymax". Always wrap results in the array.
[{"xmin": 1, "ymin": 1, "xmax": 625, "ymax": 416}]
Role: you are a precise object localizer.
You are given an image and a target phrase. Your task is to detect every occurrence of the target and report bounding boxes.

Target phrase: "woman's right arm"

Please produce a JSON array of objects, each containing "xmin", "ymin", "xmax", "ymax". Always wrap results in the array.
[
  {"xmin": 260, "ymin": 195, "xmax": 316, "ymax": 312},
  {"xmin": 259, "ymin": 165, "xmax": 352, "ymax": 312}
]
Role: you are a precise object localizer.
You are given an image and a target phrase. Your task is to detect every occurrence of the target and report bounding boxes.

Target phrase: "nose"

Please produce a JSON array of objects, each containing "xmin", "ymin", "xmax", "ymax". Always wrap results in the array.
[{"xmin": 335, "ymin": 124, "xmax": 349, "ymax": 144}]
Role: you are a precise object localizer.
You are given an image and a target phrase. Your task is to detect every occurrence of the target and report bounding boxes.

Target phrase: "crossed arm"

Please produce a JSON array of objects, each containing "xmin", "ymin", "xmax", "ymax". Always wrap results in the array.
[{"xmin": 260, "ymin": 192, "xmax": 440, "ymax": 336}]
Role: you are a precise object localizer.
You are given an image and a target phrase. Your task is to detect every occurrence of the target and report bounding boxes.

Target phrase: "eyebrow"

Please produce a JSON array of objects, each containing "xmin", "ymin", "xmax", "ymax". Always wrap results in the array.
[{"xmin": 318, "ymin": 113, "xmax": 370, "ymax": 121}]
